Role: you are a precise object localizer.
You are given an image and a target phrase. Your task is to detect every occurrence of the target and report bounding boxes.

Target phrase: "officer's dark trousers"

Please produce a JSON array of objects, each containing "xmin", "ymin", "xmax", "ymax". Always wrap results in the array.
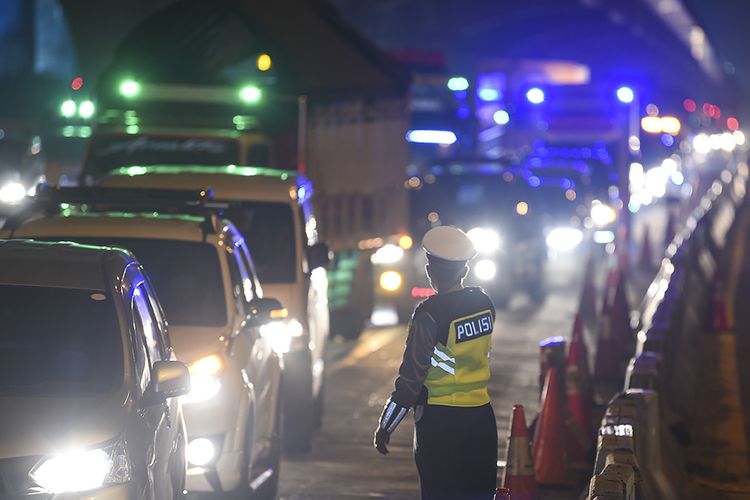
[{"xmin": 414, "ymin": 403, "xmax": 497, "ymax": 500}]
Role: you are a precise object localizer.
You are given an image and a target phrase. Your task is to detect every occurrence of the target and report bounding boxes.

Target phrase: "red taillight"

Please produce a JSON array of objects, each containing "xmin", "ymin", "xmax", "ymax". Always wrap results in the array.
[{"xmin": 411, "ymin": 287, "xmax": 435, "ymax": 299}]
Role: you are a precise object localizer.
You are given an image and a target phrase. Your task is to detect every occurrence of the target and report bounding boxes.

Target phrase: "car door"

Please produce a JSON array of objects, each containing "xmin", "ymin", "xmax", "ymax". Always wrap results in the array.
[
  {"xmin": 141, "ymin": 275, "xmax": 184, "ymax": 496},
  {"xmin": 224, "ymin": 233, "xmax": 275, "ymax": 457},
  {"xmin": 131, "ymin": 282, "xmax": 174, "ymax": 500}
]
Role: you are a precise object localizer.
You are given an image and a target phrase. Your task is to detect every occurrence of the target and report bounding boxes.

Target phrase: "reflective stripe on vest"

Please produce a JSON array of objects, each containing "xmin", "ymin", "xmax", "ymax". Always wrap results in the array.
[{"xmin": 424, "ymin": 309, "xmax": 493, "ymax": 407}]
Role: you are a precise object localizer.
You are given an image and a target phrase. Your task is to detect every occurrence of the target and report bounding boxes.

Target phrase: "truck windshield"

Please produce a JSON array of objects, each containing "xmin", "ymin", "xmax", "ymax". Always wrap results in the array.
[
  {"xmin": 223, "ymin": 202, "xmax": 297, "ymax": 283},
  {"xmin": 0, "ymin": 285, "xmax": 123, "ymax": 395},
  {"xmin": 85, "ymin": 134, "xmax": 239, "ymax": 177},
  {"xmin": 410, "ymin": 173, "xmax": 573, "ymax": 241},
  {"xmin": 63, "ymin": 238, "xmax": 228, "ymax": 327}
]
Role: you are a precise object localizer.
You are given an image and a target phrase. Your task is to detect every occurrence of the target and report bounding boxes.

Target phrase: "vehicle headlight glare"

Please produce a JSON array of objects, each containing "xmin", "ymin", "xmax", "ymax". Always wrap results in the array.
[
  {"xmin": 474, "ymin": 259, "xmax": 497, "ymax": 281},
  {"xmin": 545, "ymin": 227, "xmax": 583, "ymax": 252},
  {"xmin": 590, "ymin": 202, "xmax": 617, "ymax": 227},
  {"xmin": 184, "ymin": 354, "xmax": 223, "ymax": 404},
  {"xmin": 371, "ymin": 244, "xmax": 405, "ymax": 264},
  {"xmin": 32, "ymin": 442, "xmax": 130, "ymax": 494},
  {"xmin": 0, "ymin": 182, "xmax": 26, "ymax": 204},
  {"xmin": 379, "ymin": 271, "xmax": 403, "ymax": 292},
  {"xmin": 260, "ymin": 319, "xmax": 304, "ymax": 354},
  {"xmin": 466, "ymin": 227, "xmax": 501, "ymax": 254},
  {"xmin": 187, "ymin": 438, "xmax": 216, "ymax": 467}
]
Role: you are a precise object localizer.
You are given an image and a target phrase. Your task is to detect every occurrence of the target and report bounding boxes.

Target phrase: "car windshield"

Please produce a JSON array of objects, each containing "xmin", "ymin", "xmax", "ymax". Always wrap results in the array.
[
  {"xmin": 64, "ymin": 238, "xmax": 228, "ymax": 327},
  {"xmin": 223, "ymin": 202, "xmax": 297, "ymax": 283},
  {"xmin": 85, "ymin": 134, "xmax": 239, "ymax": 176},
  {"xmin": 0, "ymin": 285, "xmax": 122, "ymax": 395}
]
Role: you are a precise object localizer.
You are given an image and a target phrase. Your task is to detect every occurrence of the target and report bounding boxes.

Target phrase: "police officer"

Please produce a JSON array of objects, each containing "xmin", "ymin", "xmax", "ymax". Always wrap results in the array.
[{"xmin": 373, "ymin": 226, "xmax": 498, "ymax": 500}]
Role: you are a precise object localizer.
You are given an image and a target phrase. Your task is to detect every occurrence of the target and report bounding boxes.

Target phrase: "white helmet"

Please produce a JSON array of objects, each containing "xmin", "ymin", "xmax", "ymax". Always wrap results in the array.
[{"xmin": 422, "ymin": 226, "xmax": 476, "ymax": 262}]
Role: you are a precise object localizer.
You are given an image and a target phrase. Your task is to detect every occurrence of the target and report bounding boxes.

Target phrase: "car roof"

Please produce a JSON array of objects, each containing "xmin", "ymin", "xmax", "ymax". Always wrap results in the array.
[
  {"xmin": 103, "ymin": 165, "xmax": 299, "ymax": 203},
  {"xmin": 0, "ymin": 239, "xmax": 131, "ymax": 291},
  {"xmin": 13, "ymin": 211, "xmax": 213, "ymax": 242}
]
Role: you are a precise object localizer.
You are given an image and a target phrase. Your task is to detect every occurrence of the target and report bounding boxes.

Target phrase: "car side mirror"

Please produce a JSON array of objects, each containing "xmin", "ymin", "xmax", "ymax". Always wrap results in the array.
[
  {"xmin": 307, "ymin": 242, "xmax": 330, "ymax": 270},
  {"xmin": 248, "ymin": 297, "xmax": 286, "ymax": 326},
  {"xmin": 149, "ymin": 360, "xmax": 190, "ymax": 403}
]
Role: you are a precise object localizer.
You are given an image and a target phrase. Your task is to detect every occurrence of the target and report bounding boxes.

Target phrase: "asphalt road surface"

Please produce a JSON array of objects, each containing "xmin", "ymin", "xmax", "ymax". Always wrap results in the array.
[{"xmin": 280, "ymin": 252, "xmax": 586, "ymax": 499}]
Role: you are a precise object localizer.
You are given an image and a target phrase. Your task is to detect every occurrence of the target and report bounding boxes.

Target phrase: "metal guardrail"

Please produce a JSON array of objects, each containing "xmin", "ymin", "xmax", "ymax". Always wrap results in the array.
[{"xmin": 588, "ymin": 159, "xmax": 750, "ymax": 499}]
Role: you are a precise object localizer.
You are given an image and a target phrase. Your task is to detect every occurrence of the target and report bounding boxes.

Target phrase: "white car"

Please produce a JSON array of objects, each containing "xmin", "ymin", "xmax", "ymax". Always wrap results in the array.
[
  {"xmin": 0, "ymin": 239, "xmax": 190, "ymax": 499},
  {"xmin": 103, "ymin": 166, "xmax": 330, "ymax": 451},
  {"xmin": 4, "ymin": 188, "xmax": 284, "ymax": 497}
]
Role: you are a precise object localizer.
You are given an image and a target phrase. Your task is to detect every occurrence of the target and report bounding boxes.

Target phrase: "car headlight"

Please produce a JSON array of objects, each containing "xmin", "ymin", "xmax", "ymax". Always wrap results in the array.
[
  {"xmin": 474, "ymin": 259, "xmax": 497, "ymax": 281},
  {"xmin": 184, "ymin": 354, "xmax": 224, "ymax": 404},
  {"xmin": 0, "ymin": 181, "xmax": 26, "ymax": 204},
  {"xmin": 371, "ymin": 244, "xmax": 404, "ymax": 265},
  {"xmin": 590, "ymin": 201, "xmax": 617, "ymax": 227},
  {"xmin": 379, "ymin": 271, "xmax": 403, "ymax": 292},
  {"xmin": 545, "ymin": 227, "xmax": 583, "ymax": 251},
  {"xmin": 260, "ymin": 318, "xmax": 304, "ymax": 354},
  {"xmin": 187, "ymin": 438, "xmax": 217, "ymax": 467},
  {"xmin": 466, "ymin": 227, "xmax": 501, "ymax": 254},
  {"xmin": 31, "ymin": 440, "xmax": 130, "ymax": 494}
]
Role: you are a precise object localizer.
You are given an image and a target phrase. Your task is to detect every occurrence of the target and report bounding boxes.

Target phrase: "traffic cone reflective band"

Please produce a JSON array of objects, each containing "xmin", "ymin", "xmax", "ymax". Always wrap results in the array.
[
  {"xmin": 494, "ymin": 487, "xmax": 511, "ymax": 500},
  {"xmin": 502, "ymin": 405, "xmax": 537, "ymax": 499},
  {"xmin": 565, "ymin": 338, "xmax": 593, "ymax": 464},
  {"xmin": 533, "ymin": 368, "xmax": 568, "ymax": 485}
]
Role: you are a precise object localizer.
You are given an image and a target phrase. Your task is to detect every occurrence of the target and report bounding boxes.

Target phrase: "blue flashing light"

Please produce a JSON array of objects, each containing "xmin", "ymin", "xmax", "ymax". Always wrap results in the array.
[
  {"xmin": 478, "ymin": 163, "xmax": 502, "ymax": 175},
  {"xmin": 447, "ymin": 77, "xmax": 469, "ymax": 91},
  {"xmin": 528, "ymin": 176, "xmax": 541, "ymax": 188},
  {"xmin": 661, "ymin": 133, "xmax": 675, "ymax": 147},
  {"xmin": 457, "ymin": 105, "xmax": 471, "ymax": 119},
  {"xmin": 616, "ymin": 86, "xmax": 635, "ymax": 104},
  {"xmin": 406, "ymin": 130, "xmax": 458, "ymax": 145},
  {"xmin": 493, "ymin": 109, "xmax": 510, "ymax": 125},
  {"xmin": 560, "ymin": 178, "xmax": 574, "ymax": 190},
  {"xmin": 526, "ymin": 87, "xmax": 545, "ymax": 104},
  {"xmin": 454, "ymin": 89, "xmax": 468, "ymax": 100},
  {"xmin": 478, "ymin": 88, "xmax": 500, "ymax": 101}
]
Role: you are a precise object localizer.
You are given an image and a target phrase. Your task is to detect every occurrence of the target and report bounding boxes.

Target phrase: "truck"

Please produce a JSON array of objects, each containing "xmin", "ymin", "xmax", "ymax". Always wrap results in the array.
[{"xmin": 367, "ymin": 58, "xmax": 635, "ymax": 315}]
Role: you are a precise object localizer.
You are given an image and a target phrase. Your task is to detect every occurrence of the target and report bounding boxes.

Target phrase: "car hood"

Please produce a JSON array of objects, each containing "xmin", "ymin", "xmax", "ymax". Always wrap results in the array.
[
  {"xmin": 0, "ymin": 387, "xmax": 130, "ymax": 459},
  {"xmin": 168, "ymin": 324, "xmax": 232, "ymax": 363}
]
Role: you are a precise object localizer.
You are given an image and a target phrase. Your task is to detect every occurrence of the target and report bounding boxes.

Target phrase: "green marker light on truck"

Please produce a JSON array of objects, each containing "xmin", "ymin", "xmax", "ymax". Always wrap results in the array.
[
  {"xmin": 239, "ymin": 85, "xmax": 262, "ymax": 104},
  {"xmin": 119, "ymin": 80, "xmax": 141, "ymax": 98}
]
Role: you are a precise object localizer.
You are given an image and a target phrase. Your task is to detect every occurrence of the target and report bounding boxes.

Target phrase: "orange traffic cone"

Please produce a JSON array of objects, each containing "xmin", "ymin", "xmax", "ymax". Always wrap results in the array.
[
  {"xmin": 532, "ymin": 368, "xmax": 568, "ymax": 485},
  {"xmin": 639, "ymin": 225, "xmax": 653, "ymax": 269},
  {"xmin": 578, "ymin": 262, "xmax": 598, "ymax": 321},
  {"xmin": 494, "ymin": 487, "xmax": 511, "ymax": 500},
  {"xmin": 570, "ymin": 314, "xmax": 589, "ymax": 377},
  {"xmin": 502, "ymin": 405, "xmax": 537, "ymax": 499},
  {"xmin": 710, "ymin": 287, "xmax": 732, "ymax": 331},
  {"xmin": 610, "ymin": 271, "xmax": 633, "ymax": 355},
  {"xmin": 565, "ymin": 337, "xmax": 593, "ymax": 465},
  {"xmin": 593, "ymin": 308, "xmax": 619, "ymax": 381},
  {"xmin": 665, "ymin": 211, "xmax": 676, "ymax": 247}
]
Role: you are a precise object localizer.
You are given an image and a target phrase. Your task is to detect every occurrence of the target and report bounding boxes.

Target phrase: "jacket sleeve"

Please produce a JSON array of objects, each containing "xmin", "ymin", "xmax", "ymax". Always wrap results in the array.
[{"xmin": 377, "ymin": 310, "xmax": 437, "ymax": 433}]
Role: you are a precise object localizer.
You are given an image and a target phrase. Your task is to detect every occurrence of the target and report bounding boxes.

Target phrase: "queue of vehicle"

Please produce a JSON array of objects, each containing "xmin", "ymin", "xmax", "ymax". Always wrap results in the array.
[{"xmin": 0, "ymin": 183, "xmax": 319, "ymax": 499}]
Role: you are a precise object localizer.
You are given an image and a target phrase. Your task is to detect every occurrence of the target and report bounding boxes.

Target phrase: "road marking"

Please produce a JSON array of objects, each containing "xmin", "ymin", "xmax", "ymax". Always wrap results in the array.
[{"xmin": 331, "ymin": 326, "xmax": 404, "ymax": 372}]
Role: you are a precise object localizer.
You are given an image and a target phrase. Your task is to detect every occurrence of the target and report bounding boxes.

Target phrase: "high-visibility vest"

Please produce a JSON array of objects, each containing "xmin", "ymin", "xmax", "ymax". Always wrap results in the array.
[{"xmin": 418, "ymin": 287, "xmax": 495, "ymax": 407}]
